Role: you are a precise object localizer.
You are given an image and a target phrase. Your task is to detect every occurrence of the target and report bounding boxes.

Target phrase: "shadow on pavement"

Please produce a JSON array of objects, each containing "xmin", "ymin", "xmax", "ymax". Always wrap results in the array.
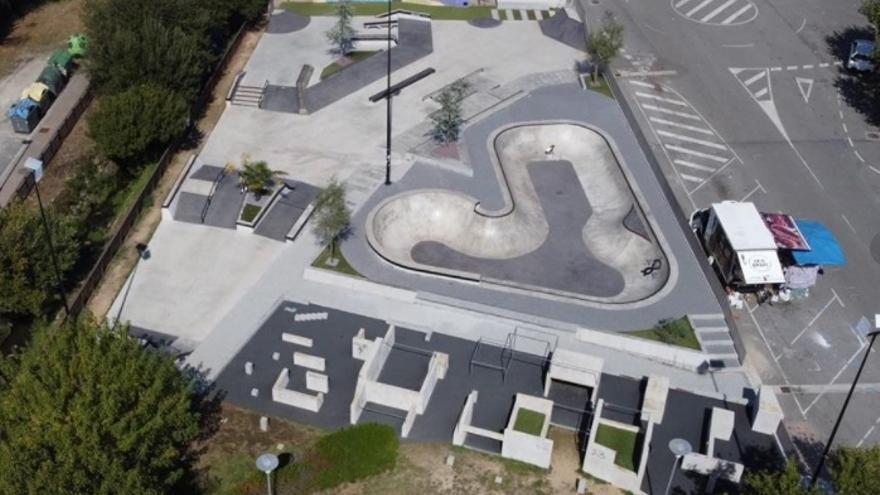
[{"xmin": 827, "ymin": 26, "xmax": 880, "ymax": 127}]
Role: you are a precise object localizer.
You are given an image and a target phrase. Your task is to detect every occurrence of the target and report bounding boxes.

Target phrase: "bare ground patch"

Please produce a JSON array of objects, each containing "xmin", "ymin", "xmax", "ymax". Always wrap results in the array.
[{"xmin": 0, "ymin": 0, "xmax": 84, "ymax": 79}]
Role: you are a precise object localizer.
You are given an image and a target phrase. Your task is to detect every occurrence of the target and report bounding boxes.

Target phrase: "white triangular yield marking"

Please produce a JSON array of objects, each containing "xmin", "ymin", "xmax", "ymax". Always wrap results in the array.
[{"xmin": 796, "ymin": 77, "xmax": 814, "ymax": 103}]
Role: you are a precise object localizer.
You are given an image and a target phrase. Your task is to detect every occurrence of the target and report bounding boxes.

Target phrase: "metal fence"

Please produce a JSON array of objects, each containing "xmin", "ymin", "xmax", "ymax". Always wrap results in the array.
[{"xmin": 66, "ymin": 21, "xmax": 250, "ymax": 318}]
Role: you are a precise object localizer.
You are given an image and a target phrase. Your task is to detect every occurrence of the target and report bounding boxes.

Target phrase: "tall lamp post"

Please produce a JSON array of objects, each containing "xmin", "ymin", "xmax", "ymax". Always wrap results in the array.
[
  {"xmin": 664, "ymin": 438, "xmax": 692, "ymax": 495},
  {"xmin": 256, "ymin": 453, "xmax": 279, "ymax": 495},
  {"xmin": 384, "ymin": 0, "xmax": 392, "ymax": 185},
  {"xmin": 809, "ymin": 320, "xmax": 880, "ymax": 488},
  {"xmin": 25, "ymin": 158, "xmax": 69, "ymax": 316}
]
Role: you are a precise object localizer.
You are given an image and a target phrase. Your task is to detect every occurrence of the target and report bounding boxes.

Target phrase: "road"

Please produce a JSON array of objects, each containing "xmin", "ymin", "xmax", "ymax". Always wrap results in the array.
[{"xmin": 582, "ymin": 0, "xmax": 880, "ymax": 462}]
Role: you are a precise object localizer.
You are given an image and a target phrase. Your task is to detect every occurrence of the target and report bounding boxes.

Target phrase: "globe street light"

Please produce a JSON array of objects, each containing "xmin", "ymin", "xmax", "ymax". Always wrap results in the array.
[
  {"xmin": 256, "ymin": 452, "xmax": 279, "ymax": 495},
  {"xmin": 808, "ymin": 318, "xmax": 880, "ymax": 488},
  {"xmin": 664, "ymin": 438, "xmax": 693, "ymax": 495}
]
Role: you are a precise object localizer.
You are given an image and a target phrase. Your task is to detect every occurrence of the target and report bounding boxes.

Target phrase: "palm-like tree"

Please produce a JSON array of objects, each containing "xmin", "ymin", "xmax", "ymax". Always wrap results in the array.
[{"xmin": 239, "ymin": 160, "xmax": 286, "ymax": 197}]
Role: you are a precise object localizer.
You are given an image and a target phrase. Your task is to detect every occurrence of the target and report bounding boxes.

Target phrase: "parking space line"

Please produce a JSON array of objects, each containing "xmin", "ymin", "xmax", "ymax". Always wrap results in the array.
[
  {"xmin": 854, "ymin": 150, "xmax": 866, "ymax": 163},
  {"xmin": 674, "ymin": 159, "xmax": 716, "ymax": 172},
  {"xmin": 841, "ymin": 214, "xmax": 858, "ymax": 236},
  {"xmin": 664, "ymin": 144, "xmax": 729, "ymax": 162},
  {"xmin": 642, "ymin": 104, "xmax": 702, "ymax": 120},
  {"xmin": 803, "ymin": 344, "xmax": 865, "ymax": 414},
  {"xmin": 679, "ymin": 173, "xmax": 705, "ymax": 183},
  {"xmin": 635, "ymin": 92, "xmax": 687, "ymax": 106},
  {"xmin": 747, "ymin": 304, "xmax": 807, "ymax": 417},
  {"xmin": 857, "ymin": 416, "xmax": 880, "ymax": 447},
  {"xmin": 657, "ymin": 130, "xmax": 728, "ymax": 150},
  {"xmin": 629, "ymin": 80, "xmax": 656, "ymax": 89},
  {"xmin": 649, "ymin": 117, "xmax": 714, "ymax": 135},
  {"xmin": 741, "ymin": 179, "xmax": 766, "ymax": 201},
  {"xmin": 789, "ymin": 291, "xmax": 844, "ymax": 346}
]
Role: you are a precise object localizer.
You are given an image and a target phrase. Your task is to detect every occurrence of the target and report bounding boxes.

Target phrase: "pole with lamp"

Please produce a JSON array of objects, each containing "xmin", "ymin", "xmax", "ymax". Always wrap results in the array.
[
  {"xmin": 384, "ymin": 0, "xmax": 392, "ymax": 185},
  {"xmin": 664, "ymin": 438, "xmax": 692, "ymax": 495},
  {"xmin": 255, "ymin": 453, "xmax": 279, "ymax": 495},
  {"xmin": 808, "ymin": 319, "xmax": 880, "ymax": 489},
  {"xmin": 25, "ymin": 158, "xmax": 70, "ymax": 317}
]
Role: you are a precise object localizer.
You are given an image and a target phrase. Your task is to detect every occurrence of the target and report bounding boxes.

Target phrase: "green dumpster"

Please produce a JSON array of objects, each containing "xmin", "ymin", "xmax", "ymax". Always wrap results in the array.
[
  {"xmin": 68, "ymin": 33, "xmax": 88, "ymax": 57},
  {"xmin": 49, "ymin": 49, "xmax": 75, "ymax": 77},
  {"xmin": 38, "ymin": 65, "xmax": 65, "ymax": 96}
]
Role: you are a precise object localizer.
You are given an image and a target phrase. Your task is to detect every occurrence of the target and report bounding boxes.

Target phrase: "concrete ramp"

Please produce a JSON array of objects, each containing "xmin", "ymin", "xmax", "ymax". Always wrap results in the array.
[{"xmin": 366, "ymin": 122, "xmax": 668, "ymax": 304}]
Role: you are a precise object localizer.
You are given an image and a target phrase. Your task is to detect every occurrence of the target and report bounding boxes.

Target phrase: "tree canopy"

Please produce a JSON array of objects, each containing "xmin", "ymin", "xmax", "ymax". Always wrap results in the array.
[
  {"xmin": 431, "ymin": 80, "xmax": 469, "ymax": 144},
  {"xmin": 326, "ymin": 0, "xmax": 355, "ymax": 55},
  {"xmin": 312, "ymin": 177, "xmax": 351, "ymax": 259},
  {"xmin": 0, "ymin": 201, "xmax": 79, "ymax": 316},
  {"xmin": 0, "ymin": 318, "xmax": 209, "ymax": 495},
  {"xmin": 88, "ymin": 84, "xmax": 189, "ymax": 163},
  {"xmin": 587, "ymin": 13, "xmax": 624, "ymax": 80}
]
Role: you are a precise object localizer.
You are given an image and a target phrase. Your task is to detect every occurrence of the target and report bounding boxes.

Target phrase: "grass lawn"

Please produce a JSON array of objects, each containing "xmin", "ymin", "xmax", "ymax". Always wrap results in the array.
[
  {"xmin": 630, "ymin": 316, "xmax": 701, "ymax": 351},
  {"xmin": 594, "ymin": 423, "xmax": 638, "ymax": 472},
  {"xmin": 526, "ymin": 10, "xmax": 537, "ymax": 20},
  {"xmin": 498, "ymin": 9, "xmax": 508, "ymax": 20},
  {"xmin": 313, "ymin": 245, "xmax": 364, "ymax": 278},
  {"xmin": 513, "ymin": 409, "xmax": 546, "ymax": 436},
  {"xmin": 583, "ymin": 74, "xmax": 614, "ymax": 99},
  {"xmin": 512, "ymin": 9, "xmax": 522, "ymax": 20},
  {"xmin": 320, "ymin": 51, "xmax": 377, "ymax": 80},
  {"xmin": 540, "ymin": 10, "xmax": 551, "ymax": 19},
  {"xmin": 239, "ymin": 204, "xmax": 262, "ymax": 223},
  {"xmin": 284, "ymin": 1, "xmax": 492, "ymax": 20}
]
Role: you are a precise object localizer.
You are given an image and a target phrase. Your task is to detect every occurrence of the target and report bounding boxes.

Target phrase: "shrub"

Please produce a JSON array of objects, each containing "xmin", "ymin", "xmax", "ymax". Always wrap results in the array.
[
  {"xmin": 309, "ymin": 423, "xmax": 398, "ymax": 489},
  {"xmin": 88, "ymin": 84, "xmax": 189, "ymax": 163}
]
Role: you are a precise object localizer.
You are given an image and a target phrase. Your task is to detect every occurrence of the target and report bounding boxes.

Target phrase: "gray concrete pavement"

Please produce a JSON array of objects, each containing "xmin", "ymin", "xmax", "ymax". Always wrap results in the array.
[{"xmin": 586, "ymin": 0, "xmax": 880, "ymax": 454}]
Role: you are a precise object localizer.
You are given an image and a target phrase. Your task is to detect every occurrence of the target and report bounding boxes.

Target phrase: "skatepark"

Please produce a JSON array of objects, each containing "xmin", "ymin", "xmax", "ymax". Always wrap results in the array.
[{"xmin": 367, "ymin": 121, "xmax": 668, "ymax": 303}]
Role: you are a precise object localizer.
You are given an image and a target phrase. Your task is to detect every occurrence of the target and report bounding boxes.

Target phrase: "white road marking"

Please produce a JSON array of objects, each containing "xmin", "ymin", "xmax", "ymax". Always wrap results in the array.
[
  {"xmin": 802, "ymin": 64, "xmax": 814, "ymax": 69},
  {"xmin": 842, "ymin": 123, "xmax": 848, "ymax": 133},
  {"xmin": 657, "ymin": 130, "xmax": 728, "ymax": 150},
  {"xmin": 770, "ymin": 67, "xmax": 782, "ymax": 72},
  {"xmin": 701, "ymin": 0, "xmax": 737, "ymax": 23},
  {"xmin": 649, "ymin": 117, "xmax": 714, "ymax": 135},
  {"xmin": 674, "ymin": 159, "xmax": 717, "ymax": 172},
  {"xmin": 848, "ymin": 137, "xmax": 855, "ymax": 147},
  {"xmin": 686, "ymin": 0, "xmax": 715, "ymax": 17},
  {"xmin": 680, "ymin": 173, "xmax": 705, "ymax": 183},
  {"xmin": 628, "ymin": 80, "xmax": 656, "ymax": 89},
  {"xmin": 854, "ymin": 150, "xmax": 865, "ymax": 163},
  {"xmin": 665, "ymin": 144, "xmax": 729, "ymax": 162},
  {"xmin": 804, "ymin": 344, "xmax": 865, "ymax": 414},
  {"xmin": 820, "ymin": 63, "xmax": 830, "ymax": 68},
  {"xmin": 741, "ymin": 179, "xmax": 766, "ymax": 201},
  {"xmin": 721, "ymin": 4, "xmax": 754, "ymax": 24},
  {"xmin": 795, "ymin": 17, "xmax": 806, "ymax": 34},
  {"xmin": 747, "ymin": 304, "xmax": 807, "ymax": 417},
  {"xmin": 674, "ymin": 0, "xmax": 694, "ymax": 7},
  {"xmin": 786, "ymin": 65, "xmax": 798, "ymax": 70},
  {"xmin": 870, "ymin": 165, "xmax": 880, "ymax": 176},
  {"xmin": 723, "ymin": 43, "xmax": 755, "ymax": 48},
  {"xmin": 796, "ymin": 77, "xmax": 814, "ymax": 103},
  {"xmin": 841, "ymin": 214, "xmax": 858, "ymax": 235},
  {"xmin": 754, "ymin": 88, "xmax": 768, "ymax": 98},
  {"xmin": 744, "ymin": 71, "xmax": 766, "ymax": 86},
  {"xmin": 790, "ymin": 292, "xmax": 843, "ymax": 346},
  {"xmin": 635, "ymin": 92, "xmax": 687, "ymax": 106},
  {"xmin": 857, "ymin": 416, "xmax": 880, "ymax": 447},
  {"xmin": 839, "ymin": 110, "xmax": 845, "ymax": 119},
  {"xmin": 642, "ymin": 104, "xmax": 702, "ymax": 120}
]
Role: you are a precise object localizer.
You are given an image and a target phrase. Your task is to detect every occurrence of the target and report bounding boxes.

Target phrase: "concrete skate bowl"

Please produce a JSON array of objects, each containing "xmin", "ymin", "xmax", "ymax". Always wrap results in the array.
[{"xmin": 366, "ymin": 122, "xmax": 670, "ymax": 305}]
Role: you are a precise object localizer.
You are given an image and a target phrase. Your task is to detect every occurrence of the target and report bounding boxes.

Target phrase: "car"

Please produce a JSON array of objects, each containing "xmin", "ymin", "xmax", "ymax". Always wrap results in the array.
[{"xmin": 847, "ymin": 39, "xmax": 876, "ymax": 72}]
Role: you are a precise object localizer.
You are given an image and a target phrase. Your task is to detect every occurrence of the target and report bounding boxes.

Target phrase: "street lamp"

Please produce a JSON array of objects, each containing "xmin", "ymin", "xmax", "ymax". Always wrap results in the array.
[
  {"xmin": 255, "ymin": 452, "xmax": 279, "ymax": 495},
  {"xmin": 664, "ymin": 438, "xmax": 693, "ymax": 495},
  {"xmin": 808, "ymin": 318, "xmax": 880, "ymax": 488},
  {"xmin": 384, "ymin": 0, "xmax": 393, "ymax": 185},
  {"xmin": 25, "ymin": 158, "xmax": 69, "ymax": 316}
]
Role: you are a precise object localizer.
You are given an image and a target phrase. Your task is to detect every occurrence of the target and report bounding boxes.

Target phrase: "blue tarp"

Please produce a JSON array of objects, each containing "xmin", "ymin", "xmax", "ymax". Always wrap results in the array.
[{"xmin": 791, "ymin": 220, "xmax": 846, "ymax": 266}]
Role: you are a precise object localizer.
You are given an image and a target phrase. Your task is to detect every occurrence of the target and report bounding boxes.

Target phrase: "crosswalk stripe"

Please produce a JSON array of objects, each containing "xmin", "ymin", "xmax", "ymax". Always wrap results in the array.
[
  {"xmin": 700, "ymin": 0, "xmax": 738, "ymax": 23},
  {"xmin": 674, "ymin": 159, "xmax": 717, "ymax": 172},
  {"xmin": 629, "ymin": 80, "xmax": 656, "ymax": 88},
  {"xmin": 642, "ymin": 104, "xmax": 702, "ymax": 120},
  {"xmin": 686, "ymin": 0, "xmax": 715, "ymax": 16},
  {"xmin": 657, "ymin": 130, "xmax": 728, "ymax": 150},
  {"xmin": 665, "ymin": 144, "xmax": 729, "ymax": 162},
  {"xmin": 674, "ymin": 0, "xmax": 694, "ymax": 7},
  {"xmin": 743, "ymin": 71, "xmax": 765, "ymax": 86},
  {"xmin": 680, "ymin": 173, "xmax": 705, "ymax": 183},
  {"xmin": 721, "ymin": 3, "xmax": 753, "ymax": 24},
  {"xmin": 635, "ymin": 92, "xmax": 688, "ymax": 106},
  {"xmin": 753, "ymin": 87, "xmax": 768, "ymax": 98},
  {"xmin": 649, "ymin": 117, "xmax": 714, "ymax": 135}
]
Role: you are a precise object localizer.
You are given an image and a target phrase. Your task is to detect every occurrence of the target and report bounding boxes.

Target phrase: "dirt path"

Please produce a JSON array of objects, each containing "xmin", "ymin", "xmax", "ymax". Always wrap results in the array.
[
  {"xmin": 0, "ymin": 1, "xmax": 84, "ymax": 79},
  {"xmin": 84, "ymin": 27, "xmax": 264, "ymax": 320}
]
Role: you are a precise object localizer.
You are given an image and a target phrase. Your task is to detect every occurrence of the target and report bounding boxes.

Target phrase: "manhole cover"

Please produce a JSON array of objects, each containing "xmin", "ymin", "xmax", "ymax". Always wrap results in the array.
[
  {"xmin": 871, "ymin": 233, "xmax": 880, "ymax": 264},
  {"xmin": 866, "ymin": 131, "xmax": 880, "ymax": 141}
]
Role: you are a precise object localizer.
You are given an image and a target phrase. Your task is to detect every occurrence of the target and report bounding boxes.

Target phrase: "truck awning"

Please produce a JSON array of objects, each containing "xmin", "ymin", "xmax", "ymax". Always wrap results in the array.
[{"xmin": 791, "ymin": 220, "xmax": 846, "ymax": 266}]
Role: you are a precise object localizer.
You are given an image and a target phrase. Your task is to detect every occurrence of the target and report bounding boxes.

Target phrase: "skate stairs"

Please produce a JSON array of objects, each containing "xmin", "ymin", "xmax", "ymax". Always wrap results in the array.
[{"xmin": 690, "ymin": 313, "xmax": 740, "ymax": 369}]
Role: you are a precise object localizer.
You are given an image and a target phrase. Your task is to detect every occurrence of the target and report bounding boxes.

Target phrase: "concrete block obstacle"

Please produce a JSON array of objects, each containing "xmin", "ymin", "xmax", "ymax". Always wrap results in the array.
[
  {"xmin": 751, "ymin": 385, "xmax": 783, "ymax": 435},
  {"xmin": 349, "ymin": 324, "xmax": 449, "ymax": 438},
  {"xmin": 681, "ymin": 406, "xmax": 743, "ymax": 485},
  {"xmin": 293, "ymin": 352, "xmax": 326, "ymax": 372},
  {"xmin": 582, "ymin": 398, "xmax": 654, "ymax": 494},
  {"xmin": 245, "ymin": 361, "xmax": 254, "ymax": 375},
  {"xmin": 544, "ymin": 348, "xmax": 603, "ymax": 403},
  {"xmin": 260, "ymin": 416, "xmax": 269, "ymax": 432},
  {"xmin": 306, "ymin": 370, "xmax": 329, "ymax": 394},
  {"xmin": 294, "ymin": 312, "xmax": 328, "ymax": 322},
  {"xmin": 501, "ymin": 394, "xmax": 555, "ymax": 469},
  {"xmin": 282, "ymin": 332, "xmax": 314, "ymax": 347},
  {"xmin": 271, "ymin": 367, "xmax": 324, "ymax": 413},
  {"xmin": 640, "ymin": 374, "xmax": 670, "ymax": 424}
]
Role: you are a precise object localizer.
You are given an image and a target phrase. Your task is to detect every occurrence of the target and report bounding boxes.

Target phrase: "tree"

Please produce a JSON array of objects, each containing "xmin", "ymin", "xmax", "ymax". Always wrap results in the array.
[
  {"xmin": 0, "ymin": 202, "xmax": 79, "ymax": 316},
  {"xmin": 431, "ymin": 81, "xmax": 470, "ymax": 144},
  {"xmin": 312, "ymin": 177, "xmax": 351, "ymax": 262},
  {"xmin": 829, "ymin": 445, "xmax": 880, "ymax": 494},
  {"xmin": 0, "ymin": 317, "xmax": 210, "ymax": 495},
  {"xmin": 238, "ymin": 159, "xmax": 286, "ymax": 196},
  {"xmin": 586, "ymin": 13, "xmax": 624, "ymax": 82},
  {"xmin": 743, "ymin": 461, "xmax": 814, "ymax": 495},
  {"xmin": 88, "ymin": 84, "xmax": 189, "ymax": 163},
  {"xmin": 325, "ymin": 0, "xmax": 355, "ymax": 55}
]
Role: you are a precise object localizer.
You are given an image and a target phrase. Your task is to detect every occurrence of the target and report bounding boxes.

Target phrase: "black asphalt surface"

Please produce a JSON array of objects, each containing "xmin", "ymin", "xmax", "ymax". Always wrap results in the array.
[
  {"xmin": 410, "ymin": 160, "xmax": 626, "ymax": 297},
  {"xmin": 213, "ymin": 302, "xmax": 782, "ymax": 494},
  {"xmin": 538, "ymin": 10, "xmax": 586, "ymax": 52},
  {"xmin": 174, "ymin": 165, "xmax": 244, "ymax": 228},
  {"xmin": 265, "ymin": 11, "xmax": 310, "ymax": 34},
  {"xmin": 254, "ymin": 181, "xmax": 319, "ymax": 241}
]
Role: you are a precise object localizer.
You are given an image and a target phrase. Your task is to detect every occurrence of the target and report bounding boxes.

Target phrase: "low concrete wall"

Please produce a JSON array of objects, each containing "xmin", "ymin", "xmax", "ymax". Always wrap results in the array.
[
  {"xmin": 497, "ymin": 0, "xmax": 565, "ymax": 9},
  {"xmin": 283, "ymin": 332, "xmax": 314, "ymax": 347},
  {"xmin": 640, "ymin": 374, "xmax": 669, "ymax": 424},
  {"xmin": 453, "ymin": 391, "xmax": 479, "ymax": 446},
  {"xmin": 752, "ymin": 385, "xmax": 783, "ymax": 435},
  {"xmin": 501, "ymin": 429, "xmax": 554, "ymax": 469},
  {"xmin": 576, "ymin": 327, "xmax": 707, "ymax": 372},
  {"xmin": 302, "ymin": 267, "xmax": 417, "ymax": 303},
  {"xmin": 583, "ymin": 400, "xmax": 646, "ymax": 494},
  {"xmin": 271, "ymin": 368, "xmax": 324, "ymax": 412},
  {"xmin": 417, "ymin": 352, "xmax": 448, "ymax": 414},
  {"xmin": 293, "ymin": 351, "xmax": 325, "ymax": 371}
]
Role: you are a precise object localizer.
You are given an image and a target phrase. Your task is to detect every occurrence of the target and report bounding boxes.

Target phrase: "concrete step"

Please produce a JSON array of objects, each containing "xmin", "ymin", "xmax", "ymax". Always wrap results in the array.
[
  {"xmin": 689, "ymin": 313, "xmax": 726, "ymax": 322},
  {"xmin": 703, "ymin": 341, "xmax": 737, "ymax": 354},
  {"xmin": 708, "ymin": 355, "xmax": 741, "ymax": 369},
  {"xmin": 697, "ymin": 331, "xmax": 732, "ymax": 343}
]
